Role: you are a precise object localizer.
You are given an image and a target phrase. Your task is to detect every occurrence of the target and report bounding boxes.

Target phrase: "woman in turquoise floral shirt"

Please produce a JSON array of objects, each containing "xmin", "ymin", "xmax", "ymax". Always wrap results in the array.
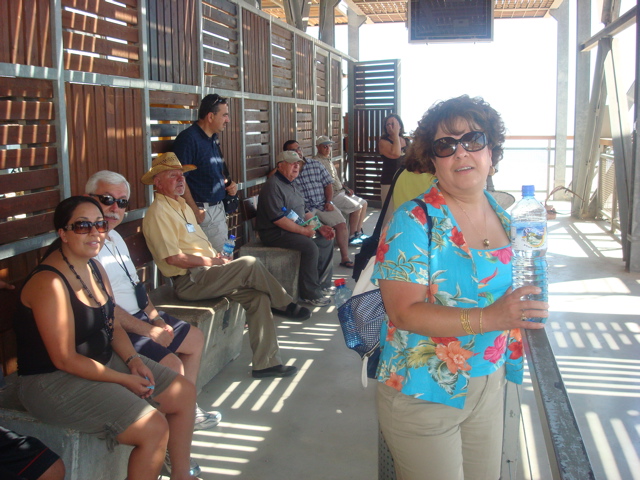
[{"xmin": 372, "ymin": 95, "xmax": 548, "ymax": 480}]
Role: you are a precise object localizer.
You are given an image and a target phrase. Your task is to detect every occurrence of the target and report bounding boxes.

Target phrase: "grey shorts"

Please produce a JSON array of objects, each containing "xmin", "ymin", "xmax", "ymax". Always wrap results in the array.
[{"xmin": 18, "ymin": 354, "xmax": 178, "ymax": 451}]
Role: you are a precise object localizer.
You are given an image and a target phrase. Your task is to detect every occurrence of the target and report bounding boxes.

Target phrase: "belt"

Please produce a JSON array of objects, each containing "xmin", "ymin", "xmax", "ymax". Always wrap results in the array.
[
  {"xmin": 171, "ymin": 273, "xmax": 187, "ymax": 282},
  {"xmin": 195, "ymin": 201, "xmax": 222, "ymax": 208}
]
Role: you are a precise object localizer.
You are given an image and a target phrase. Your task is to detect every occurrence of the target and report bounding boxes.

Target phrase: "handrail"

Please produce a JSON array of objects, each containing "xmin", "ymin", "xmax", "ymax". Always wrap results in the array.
[{"xmin": 522, "ymin": 329, "xmax": 596, "ymax": 479}]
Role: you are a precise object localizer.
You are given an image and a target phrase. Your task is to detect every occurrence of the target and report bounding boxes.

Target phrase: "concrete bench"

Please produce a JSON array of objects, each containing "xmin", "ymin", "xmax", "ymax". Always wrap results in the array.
[{"xmin": 238, "ymin": 196, "xmax": 301, "ymax": 301}]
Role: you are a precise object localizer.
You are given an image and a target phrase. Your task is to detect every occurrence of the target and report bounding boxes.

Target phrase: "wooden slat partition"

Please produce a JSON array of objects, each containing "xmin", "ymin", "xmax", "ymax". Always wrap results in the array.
[
  {"xmin": 316, "ymin": 106, "xmax": 328, "ymax": 137},
  {"xmin": 242, "ymin": 10, "xmax": 270, "ymax": 95},
  {"xmin": 218, "ymin": 96, "xmax": 243, "ymax": 184},
  {"xmin": 147, "ymin": 0, "xmax": 199, "ymax": 85},
  {"xmin": 0, "ymin": 0, "xmax": 52, "ymax": 68},
  {"xmin": 203, "ymin": 0, "xmax": 240, "ymax": 90},
  {"xmin": 273, "ymin": 103, "xmax": 296, "ymax": 154},
  {"xmin": 0, "ymin": 76, "xmax": 59, "ymax": 246},
  {"xmin": 65, "ymin": 83, "xmax": 145, "ymax": 207},
  {"xmin": 148, "ymin": 90, "xmax": 199, "ymax": 158},
  {"xmin": 271, "ymin": 24, "xmax": 294, "ymax": 98},
  {"xmin": 331, "ymin": 58, "xmax": 341, "ymax": 104},
  {"xmin": 316, "ymin": 50, "xmax": 327, "ymax": 102},
  {"xmin": 331, "ymin": 106, "xmax": 342, "ymax": 157},
  {"xmin": 61, "ymin": 0, "xmax": 141, "ymax": 78},
  {"xmin": 296, "ymin": 37, "xmax": 313, "ymax": 100},
  {"xmin": 296, "ymin": 105, "xmax": 313, "ymax": 157},
  {"xmin": 244, "ymin": 99, "xmax": 270, "ymax": 181}
]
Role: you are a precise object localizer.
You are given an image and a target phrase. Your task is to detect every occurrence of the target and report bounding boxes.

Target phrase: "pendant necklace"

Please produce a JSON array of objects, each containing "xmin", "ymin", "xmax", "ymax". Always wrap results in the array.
[
  {"xmin": 59, "ymin": 248, "xmax": 114, "ymax": 340},
  {"xmin": 450, "ymin": 197, "xmax": 490, "ymax": 248}
]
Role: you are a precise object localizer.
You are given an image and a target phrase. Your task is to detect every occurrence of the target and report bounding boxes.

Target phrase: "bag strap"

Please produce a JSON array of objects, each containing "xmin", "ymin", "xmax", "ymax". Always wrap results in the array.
[
  {"xmin": 372, "ymin": 166, "xmax": 406, "ymax": 239},
  {"xmin": 411, "ymin": 197, "xmax": 433, "ymax": 240}
]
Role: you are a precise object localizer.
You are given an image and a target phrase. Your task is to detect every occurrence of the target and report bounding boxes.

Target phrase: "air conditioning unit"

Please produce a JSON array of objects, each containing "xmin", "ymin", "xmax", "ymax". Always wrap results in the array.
[{"xmin": 408, "ymin": 0, "xmax": 494, "ymax": 43}]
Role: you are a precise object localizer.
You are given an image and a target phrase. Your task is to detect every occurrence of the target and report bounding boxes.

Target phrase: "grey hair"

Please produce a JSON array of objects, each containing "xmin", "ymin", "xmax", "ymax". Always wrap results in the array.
[{"xmin": 85, "ymin": 170, "xmax": 131, "ymax": 198}]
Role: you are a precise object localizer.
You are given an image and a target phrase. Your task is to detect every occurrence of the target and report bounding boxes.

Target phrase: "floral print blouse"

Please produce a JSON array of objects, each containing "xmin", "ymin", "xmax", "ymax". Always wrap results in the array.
[{"xmin": 372, "ymin": 180, "xmax": 524, "ymax": 409}]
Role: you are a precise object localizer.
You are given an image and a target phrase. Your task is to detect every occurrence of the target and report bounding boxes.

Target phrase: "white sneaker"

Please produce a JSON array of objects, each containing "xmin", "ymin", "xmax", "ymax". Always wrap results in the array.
[
  {"xmin": 161, "ymin": 450, "xmax": 201, "ymax": 477},
  {"xmin": 301, "ymin": 296, "xmax": 331, "ymax": 307},
  {"xmin": 322, "ymin": 286, "xmax": 337, "ymax": 296},
  {"xmin": 194, "ymin": 406, "xmax": 221, "ymax": 430}
]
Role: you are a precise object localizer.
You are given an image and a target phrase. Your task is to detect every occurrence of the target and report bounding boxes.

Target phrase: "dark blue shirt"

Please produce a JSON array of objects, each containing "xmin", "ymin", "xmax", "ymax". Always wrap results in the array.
[{"xmin": 173, "ymin": 123, "xmax": 226, "ymax": 204}]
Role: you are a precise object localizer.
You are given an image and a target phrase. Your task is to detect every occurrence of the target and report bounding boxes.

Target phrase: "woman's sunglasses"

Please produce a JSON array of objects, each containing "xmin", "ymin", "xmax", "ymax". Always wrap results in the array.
[
  {"xmin": 64, "ymin": 220, "xmax": 109, "ymax": 234},
  {"xmin": 432, "ymin": 131, "xmax": 487, "ymax": 158},
  {"xmin": 90, "ymin": 193, "xmax": 129, "ymax": 209}
]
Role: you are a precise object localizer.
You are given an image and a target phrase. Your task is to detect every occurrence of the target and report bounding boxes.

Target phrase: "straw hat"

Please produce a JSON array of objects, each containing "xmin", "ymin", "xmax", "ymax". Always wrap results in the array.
[{"xmin": 141, "ymin": 152, "xmax": 196, "ymax": 185}]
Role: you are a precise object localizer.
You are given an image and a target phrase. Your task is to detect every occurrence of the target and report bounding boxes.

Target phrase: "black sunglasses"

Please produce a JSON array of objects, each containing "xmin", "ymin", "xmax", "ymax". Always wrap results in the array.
[
  {"xmin": 90, "ymin": 193, "xmax": 129, "ymax": 209},
  {"xmin": 432, "ymin": 131, "xmax": 488, "ymax": 158},
  {"xmin": 64, "ymin": 220, "xmax": 109, "ymax": 234}
]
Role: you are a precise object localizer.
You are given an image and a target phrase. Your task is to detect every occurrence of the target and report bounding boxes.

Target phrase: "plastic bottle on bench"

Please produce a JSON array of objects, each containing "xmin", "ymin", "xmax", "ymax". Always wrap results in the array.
[
  {"xmin": 282, "ymin": 206, "xmax": 305, "ymax": 225},
  {"xmin": 221, "ymin": 235, "xmax": 236, "ymax": 260},
  {"xmin": 510, "ymin": 185, "xmax": 548, "ymax": 323},
  {"xmin": 334, "ymin": 278, "xmax": 352, "ymax": 309}
]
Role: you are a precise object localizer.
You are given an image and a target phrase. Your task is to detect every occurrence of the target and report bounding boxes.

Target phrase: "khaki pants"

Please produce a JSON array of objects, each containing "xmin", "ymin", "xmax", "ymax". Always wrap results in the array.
[
  {"xmin": 377, "ymin": 367, "xmax": 506, "ymax": 480},
  {"xmin": 172, "ymin": 256, "xmax": 293, "ymax": 370},
  {"xmin": 199, "ymin": 201, "xmax": 227, "ymax": 253}
]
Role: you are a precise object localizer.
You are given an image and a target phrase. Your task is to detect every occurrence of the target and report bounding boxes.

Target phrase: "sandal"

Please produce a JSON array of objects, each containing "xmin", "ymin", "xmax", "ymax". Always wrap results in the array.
[{"xmin": 339, "ymin": 261, "xmax": 354, "ymax": 268}]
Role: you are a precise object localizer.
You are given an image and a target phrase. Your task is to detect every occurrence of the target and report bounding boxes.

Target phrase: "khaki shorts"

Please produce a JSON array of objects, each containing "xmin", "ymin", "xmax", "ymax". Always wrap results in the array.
[
  {"xmin": 310, "ymin": 207, "xmax": 345, "ymax": 227},
  {"xmin": 332, "ymin": 190, "xmax": 366, "ymax": 215},
  {"xmin": 18, "ymin": 354, "xmax": 178, "ymax": 451}
]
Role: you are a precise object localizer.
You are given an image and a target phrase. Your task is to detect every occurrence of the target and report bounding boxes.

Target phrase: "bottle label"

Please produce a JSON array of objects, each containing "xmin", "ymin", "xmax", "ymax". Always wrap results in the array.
[{"xmin": 511, "ymin": 222, "xmax": 547, "ymax": 250}]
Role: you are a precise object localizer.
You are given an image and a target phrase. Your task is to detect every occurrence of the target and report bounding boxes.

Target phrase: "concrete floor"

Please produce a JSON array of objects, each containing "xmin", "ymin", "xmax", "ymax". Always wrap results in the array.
[{"xmin": 189, "ymin": 206, "xmax": 640, "ymax": 480}]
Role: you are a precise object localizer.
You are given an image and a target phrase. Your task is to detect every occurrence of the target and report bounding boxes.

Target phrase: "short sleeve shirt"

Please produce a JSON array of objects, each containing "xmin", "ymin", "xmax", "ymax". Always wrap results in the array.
[
  {"xmin": 142, "ymin": 194, "xmax": 217, "ymax": 278},
  {"xmin": 172, "ymin": 123, "xmax": 227, "ymax": 204},
  {"xmin": 255, "ymin": 172, "xmax": 306, "ymax": 234},
  {"xmin": 293, "ymin": 157, "xmax": 333, "ymax": 211},
  {"xmin": 96, "ymin": 230, "xmax": 141, "ymax": 315},
  {"xmin": 371, "ymin": 179, "xmax": 524, "ymax": 409},
  {"xmin": 316, "ymin": 156, "xmax": 343, "ymax": 193}
]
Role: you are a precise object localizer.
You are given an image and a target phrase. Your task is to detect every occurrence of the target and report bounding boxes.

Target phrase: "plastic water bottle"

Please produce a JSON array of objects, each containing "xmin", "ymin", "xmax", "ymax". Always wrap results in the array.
[
  {"xmin": 282, "ymin": 206, "xmax": 304, "ymax": 225},
  {"xmin": 510, "ymin": 185, "xmax": 548, "ymax": 323},
  {"xmin": 334, "ymin": 278, "xmax": 352, "ymax": 308},
  {"xmin": 221, "ymin": 235, "xmax": 236, "ymax": 260}
]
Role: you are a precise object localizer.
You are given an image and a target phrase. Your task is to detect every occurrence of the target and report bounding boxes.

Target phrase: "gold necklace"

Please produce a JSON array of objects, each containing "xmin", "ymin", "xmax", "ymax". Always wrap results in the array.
[{"xmin": 450, "ymin": 197, "xmax": 490, "ymax": 248}]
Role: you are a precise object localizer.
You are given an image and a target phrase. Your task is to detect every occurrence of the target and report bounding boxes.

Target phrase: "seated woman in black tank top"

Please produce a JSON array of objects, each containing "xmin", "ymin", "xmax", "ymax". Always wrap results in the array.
[{"xmin": 15, "ymin": 196, "xmax": 202, "ymax": 480}]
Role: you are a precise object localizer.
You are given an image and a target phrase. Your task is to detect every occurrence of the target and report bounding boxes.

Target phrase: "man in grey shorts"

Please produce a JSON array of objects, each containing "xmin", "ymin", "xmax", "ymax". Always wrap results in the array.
[{"xmin": 85, "ymin": 170, "xmax": 221, "ymax": 430}]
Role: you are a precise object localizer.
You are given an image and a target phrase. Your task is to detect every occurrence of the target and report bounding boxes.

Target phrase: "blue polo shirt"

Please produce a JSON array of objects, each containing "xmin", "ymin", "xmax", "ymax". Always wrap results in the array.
[{"xmin": 172, "ymin": 122, "xmax": 226, "ymax": 204}]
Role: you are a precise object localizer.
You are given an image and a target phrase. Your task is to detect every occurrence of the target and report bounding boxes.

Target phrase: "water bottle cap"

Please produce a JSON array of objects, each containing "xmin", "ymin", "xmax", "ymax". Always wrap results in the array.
[
  {"xmin": 522, "ymin": 185, "xmax": 535, "ymax": 196},
  {"xmin": 229, "ymin": 235, "xmax": 236, "ymax": 240},
  {"xmin": 334, "ymin": 278, "xmax": 346, "ymax": 287},
  {"xmin": 281, "ymin": 207, "xmax": 287, "ymax": 212}
]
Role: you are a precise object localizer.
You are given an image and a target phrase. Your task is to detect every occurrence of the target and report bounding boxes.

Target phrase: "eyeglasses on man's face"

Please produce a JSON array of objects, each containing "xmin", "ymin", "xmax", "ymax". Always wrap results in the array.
[
  {"xmin": 432, "ymin": 131, "xmax": 487, "ymax": 158},
  {"xmin": 64, "ymin": 220, "xmax": 109, "ymax": 234},
  {"xmin": 90, "ymin": 194, "xmax": 129, "ymax": 209}
]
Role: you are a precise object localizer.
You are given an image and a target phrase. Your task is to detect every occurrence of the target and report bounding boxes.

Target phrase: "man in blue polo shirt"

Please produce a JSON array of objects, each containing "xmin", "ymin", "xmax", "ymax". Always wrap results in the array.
[{"xmin": 173, "ymin": 94, "xmax": 237, "ymax": 252}]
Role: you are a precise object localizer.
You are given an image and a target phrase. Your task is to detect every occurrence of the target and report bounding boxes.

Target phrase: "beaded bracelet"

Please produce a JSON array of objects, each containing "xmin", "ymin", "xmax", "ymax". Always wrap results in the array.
[
  {"xmin": 125, "ymin": 353, "xmax": 142, "ymax": 366},
  {"xmin": 460, "ymin": 308, "xmax": 476, "ymax": 335}
]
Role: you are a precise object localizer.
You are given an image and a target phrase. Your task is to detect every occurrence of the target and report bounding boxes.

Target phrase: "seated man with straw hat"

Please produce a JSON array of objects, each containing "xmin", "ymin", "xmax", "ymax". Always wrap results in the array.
[{"xmin": 141, "ymin": 152, "xmax": 310, "ymax": 378}]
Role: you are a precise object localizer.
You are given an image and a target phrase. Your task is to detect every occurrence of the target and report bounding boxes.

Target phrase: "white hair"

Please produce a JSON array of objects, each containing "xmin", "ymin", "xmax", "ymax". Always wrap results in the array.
[{"xmin": 85, "ymin": 170, "xmax": 131, "ymax": 198}]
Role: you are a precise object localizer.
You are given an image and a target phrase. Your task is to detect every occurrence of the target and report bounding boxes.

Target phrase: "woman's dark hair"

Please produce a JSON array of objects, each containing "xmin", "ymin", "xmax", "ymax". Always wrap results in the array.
[
  {"xmin": 405, "ymin": 95, "xmax": 506, "ymax": 175},
  {"xmin": 43, "ymin": 196, "xmax": 104, "ymax": 260},
  {"xmin": 380, "ymin": 114, "xmax": 406, "ymax": 140}
]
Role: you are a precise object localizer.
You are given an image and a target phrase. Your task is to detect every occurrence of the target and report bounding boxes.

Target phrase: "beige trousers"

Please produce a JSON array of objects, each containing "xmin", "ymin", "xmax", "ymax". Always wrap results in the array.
[
  {"xmin": 172, "ymin": 256, "xmax": 293, "ymax": 370},
  {"xmin": 377, "ymin": 367, "xmax": 506, "ymax": 480}
]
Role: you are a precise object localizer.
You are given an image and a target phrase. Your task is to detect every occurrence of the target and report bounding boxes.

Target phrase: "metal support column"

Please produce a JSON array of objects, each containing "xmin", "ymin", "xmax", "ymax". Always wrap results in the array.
[
  {"xmin": 319, "ymin": 0, "xmax": 340, "ymax": 47},
  {"xmin": 627, "ymin": 12, "xmax": 640, "ymax": 272},
  {"xmin": 551, "ymin": 1, "xmax": 569, "ymax": 200},
  {"xmin": 347, "ymin": 9, "xmax": 367, "ymax": 61}
]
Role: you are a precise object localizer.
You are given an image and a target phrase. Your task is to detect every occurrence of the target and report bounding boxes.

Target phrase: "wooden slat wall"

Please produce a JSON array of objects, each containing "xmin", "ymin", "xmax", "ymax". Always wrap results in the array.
[
  {"xmin": 331, "ymin": 106, "xmax": 342, "ymax": 157},
  {"xmin": 149, "ymin": 90, "xmax": 199, "ymax": 157},
  {"xmin": 0, "ymin": 77, "xmax": 59, "ymax": 246},
  {"xmin": 244, "ymin": 99, "xmax": 270, "ymax": 181},
  {"xmin": 274, "ymin": 103, "xmax": 296, "ymax": 153},
  {"xmin": 62, "ymin": 0, "xmax": 141, "ymax": 78},
  {"xmin": 316, "ymin": 106, "xmax": 328, "ymax": 138},
  {"xmin": 0, "ymin": 0, "xmax": 52, "ymax": 67},
  {"xmin": 295, "ymin": 37, "xmax": 313, "ymax": 100},
  {"xmin": 203, "ymin": 0, "xmax": 240, "ymax": 90},
  {"xmin": 271, "ymin": 24, "xmax": 294, "ymax": 98},
  {"xmin": 296, "ymin": 105, "xmax": 313, "ymax": 157},
  {"xmin": 331, "ymin": 58, "xmax": 341, "ymax": 104},
  {"xmin": 316, "ymin": 50, "xmax": 327, "ymax": 102},
  {"xmin": 147, "ymin": 0, "xmax": 199, "ymax": 85},
  {"xmin": 65, "ymin": 83, "xmax": 145, "ymax": 208},
  {"xmin": 242, "ymin": 10, "xmax": 270, "ymax": 95},
  {"xmin": 218, "ymin": 97, "xmax": 243, "ymax": 184}
]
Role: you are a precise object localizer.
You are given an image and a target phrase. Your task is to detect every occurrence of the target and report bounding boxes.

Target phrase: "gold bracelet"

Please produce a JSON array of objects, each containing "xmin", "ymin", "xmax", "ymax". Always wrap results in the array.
[
  {"xmin": 460, "ymin": 308, "xmax": 475, "ymax": 335},
  {"xmin": 479, "ymin": 308, "xmax": 484, "ymax": 335}
]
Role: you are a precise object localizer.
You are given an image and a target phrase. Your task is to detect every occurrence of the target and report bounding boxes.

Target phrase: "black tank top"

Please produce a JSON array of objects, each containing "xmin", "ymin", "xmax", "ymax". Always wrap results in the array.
[
  {"xmin": 380, "ymin": 138, "xmax": 409, "ymax": 185},
  {"xmin": 15, "ymin": 262, "xmax": 114, "ymax": 375}
]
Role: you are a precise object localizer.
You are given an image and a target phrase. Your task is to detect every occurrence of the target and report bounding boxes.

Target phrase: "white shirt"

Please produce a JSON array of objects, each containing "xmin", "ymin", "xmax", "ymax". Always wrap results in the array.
[{"xmin": 96, "ymin": 229, "xmax": 142, "ymax": 315}]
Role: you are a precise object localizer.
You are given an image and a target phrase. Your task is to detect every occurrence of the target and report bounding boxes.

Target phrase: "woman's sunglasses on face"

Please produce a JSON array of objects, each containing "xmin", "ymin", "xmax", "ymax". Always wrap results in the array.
[
  {"xmin": 64, "ymin": 220, "xmax": 109, "ymax": 234},
  {"xmin": 432, "ymin": 131, "xmax": 487, "ymax": 158},
  {"xmin": 90, "ymin": 193, "xmax": 129, "ymax": 209}
]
